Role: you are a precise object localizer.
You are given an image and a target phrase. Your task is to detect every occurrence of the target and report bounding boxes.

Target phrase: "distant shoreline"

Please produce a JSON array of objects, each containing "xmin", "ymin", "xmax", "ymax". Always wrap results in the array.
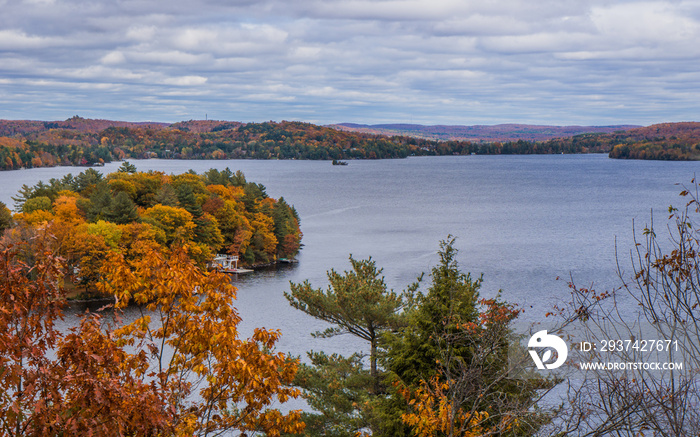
[{"xmin": 1, "ymin": 118, "xmax": 698, "ymax": 167}]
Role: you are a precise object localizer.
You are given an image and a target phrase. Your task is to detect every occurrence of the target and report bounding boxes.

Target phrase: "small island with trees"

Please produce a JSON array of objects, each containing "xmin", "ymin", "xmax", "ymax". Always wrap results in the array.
[{"xmin": 1, "ymin": 163, "xmax": 302, "ymax": 299}]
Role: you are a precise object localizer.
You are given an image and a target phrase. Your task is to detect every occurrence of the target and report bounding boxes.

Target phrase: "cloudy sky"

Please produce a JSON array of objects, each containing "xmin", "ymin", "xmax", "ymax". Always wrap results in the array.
[{"xmin": 1, "ymin": 0, "xmax": 699, "ymax": 125}]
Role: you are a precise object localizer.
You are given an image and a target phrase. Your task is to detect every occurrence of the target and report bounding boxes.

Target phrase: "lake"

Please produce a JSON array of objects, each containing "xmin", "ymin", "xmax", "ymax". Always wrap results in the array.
[{"xmin": 2, "ymin": 154, "xmax": 699, "ymax": 358}]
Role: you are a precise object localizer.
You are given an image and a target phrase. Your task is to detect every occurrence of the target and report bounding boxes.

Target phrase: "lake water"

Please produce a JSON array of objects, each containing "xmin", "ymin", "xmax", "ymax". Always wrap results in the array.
[{"xmin": 2, "ymin": 154, "xmax": 699, "ymax": 359}]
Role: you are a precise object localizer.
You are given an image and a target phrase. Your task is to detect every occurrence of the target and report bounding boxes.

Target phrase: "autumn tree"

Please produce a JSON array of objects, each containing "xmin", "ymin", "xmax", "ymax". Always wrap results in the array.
[
  {"xmin": 22, "ymin": 196, "xmax": 52, "ymax": 214},
  {"xmin": 0, "ymin": 231, "xmax": 171, "ymax": 436},
  {"xmin": 1, "ymin": 227, "xmax": 305, "ymax": 436},
  {"xmin": 0, "ymin": 232, "xmax": 65, "ymax": 436},
  {"xmin": 100, "ymin": 244, "xmax": 305, "ymax": 436},
  {"xmin": 13, "ymin": 168, "xmax": 302, "ymax": 271},
  {"xmin": 141, "ymin": 204, "xmax": 196, "ymax": 245}
]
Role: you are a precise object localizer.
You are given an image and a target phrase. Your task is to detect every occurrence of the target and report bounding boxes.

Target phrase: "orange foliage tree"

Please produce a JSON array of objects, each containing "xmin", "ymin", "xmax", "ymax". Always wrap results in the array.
[
  {"xmin": 0, "ymin": 231, "xmax": 171, "ymax": 436},
  {"xmin": 0, "ymin": 231, "xmax": 304, "ymax": 436}
]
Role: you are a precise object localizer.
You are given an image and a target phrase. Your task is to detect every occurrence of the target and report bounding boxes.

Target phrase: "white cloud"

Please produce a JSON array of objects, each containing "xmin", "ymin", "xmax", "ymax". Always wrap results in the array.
[
  {"xmin": 170, "ymin": 24, "xmax": 289, "ymax": 56},
  {"xmin": 22, "ymin": 0, "xmax": 55, "ymax": 5},
  {"xmin": 481, "ymin": 31, "xmax": 594, "ymax": 54},
  {"xmin": 126, "ymin": 26, "xmax": 159, "ymax": 42},
  {"xmin": 163, "ymin": 75, "xmax": 208, "ymax": 86},
  {"xmin": 101, "ymin": 51, "xmax": 127, "ymax": 65},
  {"xmin": 128, "ymin": 50, "xmax": 210, "ymax": 66},
  {"xmin": 591, "ymin": 2, "xmax": 698, "ymax": 44},
  {"xmin": 0, "ymin": 29, "xmax": 55, "ymax": 49}
]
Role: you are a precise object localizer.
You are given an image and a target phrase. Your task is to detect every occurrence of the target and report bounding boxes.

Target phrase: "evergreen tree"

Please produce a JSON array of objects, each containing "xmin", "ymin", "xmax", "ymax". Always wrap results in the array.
[
  {"xmin": 242, "ymin": 182, "xmax": 267, "ymax": 212},
  {"xmin": 202, "ymin": 167, "xmax": 235, "ymax": 186},
  {"xmin": 386, "ymin": 237, "xmax": 480, "ymax": 387},
  {"xmin": 287, "ymin": 256, "xmax": 409, "ymax": 392},
  {"xmin": 0, "ymin": 201, "xmax": 11, "ymax": 233},
  {"xmin": 59, "ymin": 173, "xmax": 78, "ymax": 191},
  {"xmin": 379, "ymin": 237, "xmax": 546, "ymax": 437},
  {"xmin": 272, "ymin": 197, "xmax": 301, "ymax": 258},
  {"xmin": 87, "ymin": 185, "xmax": 113, "ymax": 222},
  {"xmin": 11, "ymin": 184, "xmax": 34, "ymax": 211},
  {"xmin": 154, "ymin": 184, "xmax": 178, "ymax": 207},
  {"xmin": 285, "ymin": 257, "xmax": 414, "ymax": 436},
  {"xmin": 75, "ymin": 168, "xmax": 104, "ymax": 194},
  {"xmin": 176, "ymin": 183, "xmax": 203, "ymax": 218},
  {"xmin": 292, "ymin": 352, "xmax": 373, "ymax": 437},
  {"xmin": 11, "ymin": 181, "xmax": 56, "ymax": 211},
  {"xmin": 106, "ymin": 191, "xmax": 139, "ymax": 224},
  {"xmin": 118, "ymin": 161, "xmax": 137, "ymax": 173}
]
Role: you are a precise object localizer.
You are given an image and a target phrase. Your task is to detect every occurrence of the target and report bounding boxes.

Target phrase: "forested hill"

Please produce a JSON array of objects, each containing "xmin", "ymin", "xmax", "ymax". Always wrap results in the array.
[
  {"xmin": 0, "ymin": 118, "xmax": 429, "ymax": 169},
  {"xmin": 607, "ymin": 122, "xmax": 700, "ymax": 160},
  {"xmin": 0, "ymin": 117, "xmax": 697, "ymax": 169},
  {"xmin": 532, "ymin": 122, "xmax": 700, "ymax": 161}
]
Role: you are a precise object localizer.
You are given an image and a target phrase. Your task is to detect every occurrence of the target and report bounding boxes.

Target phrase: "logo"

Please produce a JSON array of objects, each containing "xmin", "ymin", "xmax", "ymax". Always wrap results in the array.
[{"xmin": 528, "ymin": 330, "xmax": 568, "ymax": 370}]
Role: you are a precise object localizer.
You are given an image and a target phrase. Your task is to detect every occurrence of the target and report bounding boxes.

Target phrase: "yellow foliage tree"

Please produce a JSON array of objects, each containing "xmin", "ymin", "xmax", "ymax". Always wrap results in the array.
[
  {"xmin": 250, "ymin": 212, "xmax": 278, "ymax": 260},
  {"xmin": 400, "ymin": 375, "xmax": 489, "ymax": 437},
  {"xmin": 142, "ymin": 204, "xmax": 196, "ymax": 244},
  {"xmin": 52, "ymin": 195, "xmax": 81, "ymax": 224},
  {"xmin": 206, "ymin": 184, "xmax": 245, "ymax": 202},
  {"xmin": 13, "ymin": 209, "xmax": 54, "ymax": 226}
]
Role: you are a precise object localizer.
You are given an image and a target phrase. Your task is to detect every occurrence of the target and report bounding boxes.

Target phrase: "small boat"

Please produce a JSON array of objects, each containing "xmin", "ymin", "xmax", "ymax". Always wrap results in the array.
[
  {"xmin": 332, "ymin": 159, "xmax": 348, "ymax": 166},
  {"xmin": 210, "ymin": 254, "xmax": 253, "ymax": 274}
]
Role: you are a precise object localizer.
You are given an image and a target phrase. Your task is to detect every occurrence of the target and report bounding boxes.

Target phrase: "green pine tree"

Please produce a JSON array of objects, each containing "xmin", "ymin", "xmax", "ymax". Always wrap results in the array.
[
  {"xmin": 285, "ymin": 256, "xmax": 414, "ymax": 436},
  {"xmin": 176, "ymin": 184, "xmax": 203, "ymax": 218},
  {"xmin": 0, "ymin": 201, "xmax": 12, "ymax": 233},
  {"xmin": 118, "ymin": 161, "xmax": 137, "ymax": 173},
  {"xmin": 87, "ymin": 185, "xmax": 113, "ymax": 222},
  {"xmin": 154, "ymin": 184, "xmax": 178, "ymax": 207},
  {"xmin": 378, "ymin": 236, "xmax": 548, "ymax": 437},
  {"xmin": 106, "ymin": 191, "xmax": 139, "ymax": 224},
  {"xmin": 75, "ymin": 168, "xmax": 103, "ymax": 194}
]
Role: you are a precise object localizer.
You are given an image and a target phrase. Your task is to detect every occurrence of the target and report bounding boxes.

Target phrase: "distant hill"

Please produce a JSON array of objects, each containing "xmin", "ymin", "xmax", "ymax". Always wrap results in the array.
[
  {"xmin": 606, "ymin": 122, "xmax": 700, "ymax": 160},
  {"xmin": 331, "ymin": 123, "xmax": 640, "ymax": 142},
  {"xmin": 0, "ymin": 116, "xmax": 168, "ymax": 137}
]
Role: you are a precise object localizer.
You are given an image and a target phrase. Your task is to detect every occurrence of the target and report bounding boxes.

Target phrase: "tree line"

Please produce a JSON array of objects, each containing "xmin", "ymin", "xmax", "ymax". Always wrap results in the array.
[
  {"xmin": 0, "ymin": 118, "xmax": 625, "ymax": 171},
  {"xmin": 3, "ymin": 118, "xmax": 700, "ymax": 169}
]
